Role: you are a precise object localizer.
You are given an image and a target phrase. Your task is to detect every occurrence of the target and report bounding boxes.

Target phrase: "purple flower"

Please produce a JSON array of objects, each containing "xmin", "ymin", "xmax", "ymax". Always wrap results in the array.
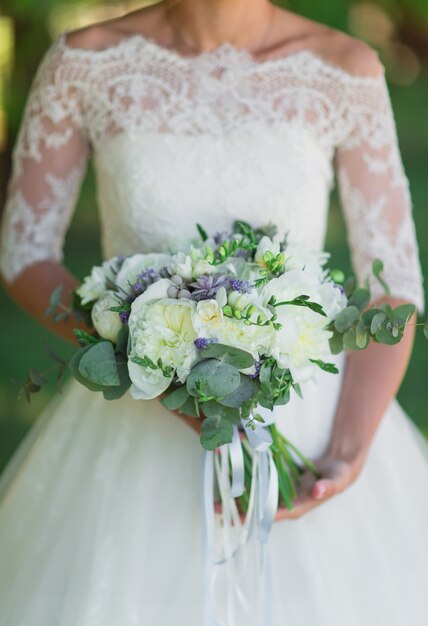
[
  {"xmin": 228, "ymin": 278, "xmax": 253, "ymax": 294},
  {"xmin": 194, "ymin": 337, "xmax": 219, "ymax": 350},
  {"xmin": 213, "ymin": 231, "xmax": 230, "ymax": 245},
  {"xmin": 130, "ymin": 268, "xmax": 160, "ymax": 296},
  {"xmin": 190, "ymin": 274, "xmax": 229, "ymax": 301},
  {"xmin": 119, "ymin": 310, "xmax": 130, "ymax": 324},
  {"xmin": 249, "ymin": 360, "xmax": 261, "ymax": 379}
]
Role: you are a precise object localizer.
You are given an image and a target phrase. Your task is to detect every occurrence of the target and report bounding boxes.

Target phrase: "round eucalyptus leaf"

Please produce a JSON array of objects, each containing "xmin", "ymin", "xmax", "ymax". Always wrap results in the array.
[
  {"xmin": 200, "ymin": 343, "xmax": 254, "ymax": 369},
  {"xmin": 78, "ymin": 341, "xmax": 121, "ymax": 387},
  {"xmin": 334, "ymin": 306, "xmax": 361, "ymax": 333},
  {"xmin": 220, "ymin": 374, "xmax": 255, "ymax": 407},
  {"xmin": 200, "ymin": 417, "xmax": 233, "ymax": 451},
  {"xmin": 186, "ymin": 359, "xmax": 240, "ymax": 399}
]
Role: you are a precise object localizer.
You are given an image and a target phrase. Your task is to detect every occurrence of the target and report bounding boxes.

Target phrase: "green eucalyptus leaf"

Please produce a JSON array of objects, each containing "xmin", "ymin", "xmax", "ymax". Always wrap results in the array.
[
  {"xmin": 178, "ymin": 396, "xmax": 200, "ymax": 418},
  {"xmin": 392, "ymin": 304, "xmax": 416, "ymax": 326},
  {"xmin": 370, "ymin": 312, "xmax": 387, "ymax": 335},
  {"xmin": 334, "ymin": 306, "xmax": 361, "ymax": 333},
  {"xmin": 78, "ymin": 341, "xmax": 121, "ymax": 387},
  {"xmin": 69, "ymin": 345, "xmax": 106, "ymax": 392},
  {"xmin": 372, "ymin": 259, "xmax": 390, "ymax": 295},
  {"xmin": 102, "ymin": 358, "xmax": 131, "ymax": 400},
  {"xmin": 186, "ymin": 359, "xmax": 240, "ymax": 399},
  {"xmin": 160, "ymin": 385, "xmax": 190, "ymax": 410},
  {"xmin": 348, "ymin": 288, "xmax": 371, "ymax": 311},
  {"xmin": 199, "ymin": 343, "xmax": 254, "ymax": 369},
  {"xmin": 220, "ymin": 374, "xmax": 255, "ymax": 408},
  {"xmin": 200, "ymin": 417, "xmax": 233, "ymax": 450},
  {"xmin": 343, "ymin": 327, "xmax": 359, "ymax": 351},
  {"xmin": 329, "ymin": 329, "xmax": 344, "ymax": 355},
  {"xmin": 356, "ymin": 319, "xmax": 369, "ymax": 349},
  {"xmin": 344, "ymin": 275, "xmax": 357, "ymax": 297},
  {"xmin": 202, "ymin": 401, "xmax": 241, "ymax": 424},
  {"xmin": 375, "ymin": 328, "xmax": 401, "ymax": 345},
  {"xmin": 116, "ymin": 324, "xmax": 130, "ymax": 354}
]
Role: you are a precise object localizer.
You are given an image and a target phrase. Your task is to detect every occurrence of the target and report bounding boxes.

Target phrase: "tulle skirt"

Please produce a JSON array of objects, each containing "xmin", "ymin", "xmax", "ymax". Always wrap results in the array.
[{"xmin": 1, "ymin": 352, "xmax": 427, "ymax": 626}]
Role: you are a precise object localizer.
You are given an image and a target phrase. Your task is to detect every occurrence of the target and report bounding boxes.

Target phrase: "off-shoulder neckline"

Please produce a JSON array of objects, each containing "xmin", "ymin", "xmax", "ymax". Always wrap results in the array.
[{"xmin": 57, "ymin": 30, "xmax": 385, "ymax": 85}]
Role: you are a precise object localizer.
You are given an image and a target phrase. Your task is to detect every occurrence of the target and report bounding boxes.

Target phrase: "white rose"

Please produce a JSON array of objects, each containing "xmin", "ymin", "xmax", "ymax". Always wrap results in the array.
[
  {"xmin": 167, "ymin": 252, "xmax": 193, "ymax": 281},
  {"xmin": 192, "ymin": 299, "xmax": 223, "ymax": 334},
  {"xmin": 91, "ymin": 292, "xmax": 123, "ymax": 343},
  {"xmin": 128, "ymin": 297, "xmax": 197, "ymax": 398},
  {"xmin": 115, "ymin": 253, "xmax": 171, "ymax": 294}
]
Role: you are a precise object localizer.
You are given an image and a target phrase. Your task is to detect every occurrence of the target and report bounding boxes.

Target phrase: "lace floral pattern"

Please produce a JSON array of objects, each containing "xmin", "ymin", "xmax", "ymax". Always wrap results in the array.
[{"xmin": 0, "ymin": 32, "xmax": 424, "ymax": 312}]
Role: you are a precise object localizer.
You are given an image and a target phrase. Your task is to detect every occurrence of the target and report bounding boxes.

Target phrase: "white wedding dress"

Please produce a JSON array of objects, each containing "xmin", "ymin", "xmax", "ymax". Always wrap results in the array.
[{"xmin": 0, "ymin": 31, "xmax": 427, "ymax": 626}]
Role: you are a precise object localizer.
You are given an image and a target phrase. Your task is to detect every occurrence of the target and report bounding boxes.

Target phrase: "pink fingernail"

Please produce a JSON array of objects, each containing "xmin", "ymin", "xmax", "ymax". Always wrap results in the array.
[{"xmin": 315, "ymin": 483, "xmax": 326, "ymax": 499}]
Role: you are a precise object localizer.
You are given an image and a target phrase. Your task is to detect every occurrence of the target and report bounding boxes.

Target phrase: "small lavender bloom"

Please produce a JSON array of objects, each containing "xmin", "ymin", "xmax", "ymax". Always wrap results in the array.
[
  {"xmin": 190, "ymin": 274, "xmax": 229, "ymax": 301},
  {"xmin": 334, "ymin": 284, "xmax": 346, "ymax": 294},
  {"xmin": 228, "ymin": 278, "xmax": 253, "ymax": 294},
  {"xmin": 194, "ymin": 337, "xmax": 219, "ymax": 350},
  {"xmin": 213, "ymin": 231, "xmax": 230, "ymax": 245},
  {"xmin": 119, "ymin": 310, "xmax": 130, "ymax": 324},
  {"xmin": 130, "ymin": 268, "xmax": 160, "ymax": 296},
  {"xmin": 249, "ymin": 360, "xmax": 262, "ymax": 380}
]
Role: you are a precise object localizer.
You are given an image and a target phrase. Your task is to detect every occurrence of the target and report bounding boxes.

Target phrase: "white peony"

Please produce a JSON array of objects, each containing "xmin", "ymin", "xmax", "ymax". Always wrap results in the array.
[
  {"xmin": 128, "ymin": 297, "xmax": 198, "ymax": 399},
  {"xmin": 77, "ymin": 257, "xmax": 121, "ymax": 305},
  {"xmin": 261, "ymin": 269, "xmax": 346, "ymax": 323},
  {"xmin": 269, "ymin": 309, "xmax": 333, "ymax": 383},
  {"xmin": 283, "ymin": 244, "xmax": 330, "ymax": 280},
  {"xmin": 115, "ymin": 253, "xmax": 171, "ymax": 295},
  {"xmin": 91, "ymin": 292, "xmax": 123, "ymax": 343}
]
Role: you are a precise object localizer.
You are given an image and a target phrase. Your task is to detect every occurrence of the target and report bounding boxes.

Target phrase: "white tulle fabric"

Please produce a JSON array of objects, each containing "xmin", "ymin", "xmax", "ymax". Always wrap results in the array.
[{"xmin": 0, "ymin": 33, "xmax": 427, "ymax": 626}]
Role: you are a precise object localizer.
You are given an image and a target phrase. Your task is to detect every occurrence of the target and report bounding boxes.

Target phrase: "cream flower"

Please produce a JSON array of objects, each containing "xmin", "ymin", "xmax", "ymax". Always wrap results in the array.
[
  {"xmin": 91, "ymin": 292, "xmax": 122, "ymax": 343},
  {"xmin": 128, "ymin": 297, "xmax": 197, "ymax": 399}
]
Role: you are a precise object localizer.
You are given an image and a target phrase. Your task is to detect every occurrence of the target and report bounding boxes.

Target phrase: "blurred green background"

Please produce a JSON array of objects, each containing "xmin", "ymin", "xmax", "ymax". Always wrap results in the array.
[{"xmin": 0, "ymin": 0, "xmax": 427, "ymax": 473}]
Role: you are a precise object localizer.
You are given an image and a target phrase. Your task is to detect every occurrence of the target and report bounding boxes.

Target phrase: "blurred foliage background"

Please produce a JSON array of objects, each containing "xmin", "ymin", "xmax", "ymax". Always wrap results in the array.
[{"xmin": 0, "ymin": 0, "xmax": 427, "ymax": 472}]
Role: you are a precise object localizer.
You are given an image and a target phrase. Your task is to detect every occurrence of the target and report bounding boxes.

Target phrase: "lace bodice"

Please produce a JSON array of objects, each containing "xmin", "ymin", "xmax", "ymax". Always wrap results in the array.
[{"xmin": 0, "ymin": 31, "xmax": 424, "ymax": 312}]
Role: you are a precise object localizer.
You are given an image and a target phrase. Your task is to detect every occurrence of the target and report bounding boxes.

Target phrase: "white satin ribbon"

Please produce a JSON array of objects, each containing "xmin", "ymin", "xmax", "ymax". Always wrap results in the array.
[{"xmin": 201, "ymin": 411, "xmax": 279, "ymax": 626}]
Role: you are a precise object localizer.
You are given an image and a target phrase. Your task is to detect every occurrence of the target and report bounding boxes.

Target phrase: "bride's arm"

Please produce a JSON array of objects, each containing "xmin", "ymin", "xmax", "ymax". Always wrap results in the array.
[
  {"xmin": 277, "ymin": 51, "xmax": 424, "ymax": 520},
  {"xmin": 0, "ymin": 36, "xmax": 90, "ymax": 344}
]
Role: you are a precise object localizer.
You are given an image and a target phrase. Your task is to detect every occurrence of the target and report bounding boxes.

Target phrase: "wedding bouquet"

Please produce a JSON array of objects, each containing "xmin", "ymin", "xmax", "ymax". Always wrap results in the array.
[{"xmin": 33, "ymin": 221, "xmax": 422, "ymax": 515}]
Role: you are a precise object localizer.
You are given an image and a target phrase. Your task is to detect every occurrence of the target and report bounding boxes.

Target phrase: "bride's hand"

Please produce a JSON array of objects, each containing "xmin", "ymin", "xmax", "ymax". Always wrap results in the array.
[{"xmin": 274, "ymin": 454, "xmax": 362, "ymax": 521}]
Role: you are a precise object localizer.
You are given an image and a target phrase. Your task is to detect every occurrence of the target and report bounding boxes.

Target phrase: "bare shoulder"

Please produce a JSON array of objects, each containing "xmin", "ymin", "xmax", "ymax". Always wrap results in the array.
[
  {"xmin": 274, "ymin": 9, "xmax": 383, "ymax": 78},
  {"xmin": 63, "ymin": 4, "xmax": 160, "ymax": 51},
  {"xmin": 323, "ymin": 31, "xmax": 384, "ymax": 78}
]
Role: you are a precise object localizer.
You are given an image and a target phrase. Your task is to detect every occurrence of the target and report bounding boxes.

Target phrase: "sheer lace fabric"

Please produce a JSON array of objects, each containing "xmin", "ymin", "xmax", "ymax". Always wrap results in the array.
[{"xmin": 0, "ymin": 32, "xmax": 424, "ymax": 312}]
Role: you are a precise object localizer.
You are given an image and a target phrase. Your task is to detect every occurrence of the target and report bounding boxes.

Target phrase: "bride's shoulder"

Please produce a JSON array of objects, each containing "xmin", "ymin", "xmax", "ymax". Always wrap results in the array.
[
  {"xmin": 276, "ymin": 10, "xmax": 384, "ymax": 79},
  {"xmin": 62, "ymin": 5, "xmax": 160, "ymax": 53}
]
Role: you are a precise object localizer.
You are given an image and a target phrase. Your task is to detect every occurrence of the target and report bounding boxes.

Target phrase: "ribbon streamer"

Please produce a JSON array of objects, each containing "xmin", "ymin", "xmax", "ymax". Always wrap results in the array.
[{"xmin": 201, "ymin": 413, "xmax": 279, "ymax": 626}]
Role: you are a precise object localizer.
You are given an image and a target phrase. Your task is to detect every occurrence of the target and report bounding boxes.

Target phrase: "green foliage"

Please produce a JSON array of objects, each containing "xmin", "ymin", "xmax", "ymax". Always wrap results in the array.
[
  {"xmin": 78, "ymin": 341, "xmax": 121, "ymax": 387},
  {"xmin": 200, "ymin": 416, "xmax": 234, "ymax": 450},
  {"xmin": 272, "ymin": 294, "xmax": 327, "ymax": 317},
  {"xmin": 187, "ymin": 359, "xmax": 241, "ymax": 401},
  {"xmin": 199, "ymin": 343, "xmax": 254, "ymax": 369},
  {"xmin": 160, "ymin": 385, "xmax": 190, "ymax": 411}
]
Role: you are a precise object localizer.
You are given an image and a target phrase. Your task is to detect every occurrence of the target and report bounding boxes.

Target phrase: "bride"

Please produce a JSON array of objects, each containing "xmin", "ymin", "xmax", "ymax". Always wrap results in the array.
[{"xmin": 0, "ymin": 1, "xmax": 427, "ymax": 624}]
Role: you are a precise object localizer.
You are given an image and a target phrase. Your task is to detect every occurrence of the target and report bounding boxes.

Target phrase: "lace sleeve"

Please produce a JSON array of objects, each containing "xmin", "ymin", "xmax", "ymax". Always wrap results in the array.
[
  {"xmin": 335, "ymin": 69, "xmax": 424, "ymax": 314},
  {"xmin": 0, "ymin": 36, "xmax": 89, "ymax": 283}
]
